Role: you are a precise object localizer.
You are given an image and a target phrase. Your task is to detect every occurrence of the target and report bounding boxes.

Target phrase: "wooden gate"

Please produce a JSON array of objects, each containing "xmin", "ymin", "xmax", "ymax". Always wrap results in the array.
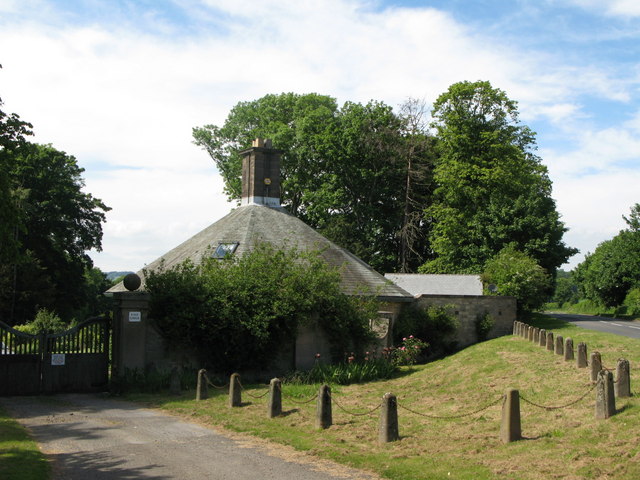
[{"xmin": 0, "ymin": 316, "xmax": 110, "ymax": 396}]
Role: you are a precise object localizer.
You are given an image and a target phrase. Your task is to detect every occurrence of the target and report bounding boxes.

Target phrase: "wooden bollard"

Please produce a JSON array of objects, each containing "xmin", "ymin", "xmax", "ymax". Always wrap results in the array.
[
  {"xmin": 523, "ymin": 324, "xmax": 529, "ymax": 339},
  {"xmin": 379, "ymin": 392, "xmax": 399, "ymax": 443},
  {"xmin": 528, "ymin": 326, "xmax": 534, "ymax": 341},
  {"xmin": 615, "ymin": 359, "xmax": 631, "ymax": 398},
  {"xmin": 316, "ymin": 384, "xmax": 332, "ymax": 429},
  {"xmin": 590, "ymin": 352, "xmax": 602, "ymax": 382},
  {"xmin": 595, "ymin": 370, "xmax": 616, "ymax": 419},
  {"xmin": 554, "ymin": 335, "xmax": 564, "ymax": 356},
  {"xmin": 196, "ymin": 369, "xmax": 208, "ymax": 401},
  {"xmin": 513, "ymin": 321, "xmax": 518, "ymax": 335},
  {"xmin": 546, "ymin": 332, "xmax": 554, "ymax": 351},
  {"xmin": 564, "ymin": 338, "xmax": 574, "ymax": 361},
  {"xmin": 533, "ymin": 327, "xmax": 540, "ymax": 343},
  {"xmin": 500, "ymin": 389, "xmax": 521, "ymax": 443},
  {"xmin": 267, "ymin": 378, "xmax": 282, "ymax": 418},
  {"xmin": 229, "ymin": 373, "xmax": 241, "ymax": 407},
  {"xmin": 577, "ymin": 342, "xmax": 588, "ymax": 368},
  {"xmin": 539, "ymin": 329, "xmax": 547, "ymax": 347}
]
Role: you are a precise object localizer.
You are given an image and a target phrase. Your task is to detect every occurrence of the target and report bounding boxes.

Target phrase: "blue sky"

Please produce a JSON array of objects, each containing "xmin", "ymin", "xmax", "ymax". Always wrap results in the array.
[{"xmin": 1, "ymin": 0, "xmax": 639, "ymax": 272}]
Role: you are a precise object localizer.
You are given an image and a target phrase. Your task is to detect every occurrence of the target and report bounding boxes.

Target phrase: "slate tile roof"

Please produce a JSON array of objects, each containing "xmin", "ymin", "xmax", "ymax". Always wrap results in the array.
[{"xmin": 109, "ymin": 204, "xmax": 412, "ymax": 301}]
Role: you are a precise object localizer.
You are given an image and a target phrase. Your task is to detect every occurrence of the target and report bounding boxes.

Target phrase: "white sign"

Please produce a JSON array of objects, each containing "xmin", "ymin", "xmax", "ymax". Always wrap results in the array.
[
  {"xmin": 51, "ymin": 353, "xmax": 66, "ymax": 366},
  {"xmin": 128, "ymin": 311, "xmax": 142, "ymax": 322}
]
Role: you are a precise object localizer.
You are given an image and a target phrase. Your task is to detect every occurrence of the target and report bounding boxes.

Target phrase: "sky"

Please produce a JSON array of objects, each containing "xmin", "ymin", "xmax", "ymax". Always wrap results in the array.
[{"xmin": 1, "ymin": 0, "xmax": 639, "ymax": 273}]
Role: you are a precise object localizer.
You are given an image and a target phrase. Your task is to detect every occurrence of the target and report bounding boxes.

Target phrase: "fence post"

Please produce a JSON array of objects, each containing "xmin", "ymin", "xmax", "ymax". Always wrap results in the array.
[
  {"xmin": 564, "ymin": 338, "xmax": 574, "ymax": 361},
  {"xmin": 615, "ymin": 359, "xmax": 631, "ymax": 398},
  {"xmin": 577, "ymin": 343, "xmax": 588, "ymax": 368},
  {"xmin": 229, "ymin": 373, "xmax": 241, "ymax": 407},
  {"xmin": 595, "ymin": 370, "xmax": 616, "ymax": 419},
  {"xmin": 316, "ymin": 384, "xmax": 332, "ymax": 429},
  {"xmin": 539, "ymin": 329, "xmax": 547, "ymax": 347},
  {"xmin": 500, "ymin": 389, "xmax": 521, "ymax": 443},
  {"xmin": 590, "ymin": 352, "xmax": 602, "ymax": 382},
  {"xmin": 546, "ymin": 332, "xmax": 554, "ymax": 352},
  {"xmin": 196, "ymin": 369, "xmax": 208, "ymax": 401},
  {"xmin": 379, "ymin": 392, "xmax": 399, "ymax": 444},
  {"xmin": 267, "ymin": 378, "xmax": 282, "ymax": 418},
  {"xmin": 554, "ymin": 335, "xmax": 564, "ymax": 356}
]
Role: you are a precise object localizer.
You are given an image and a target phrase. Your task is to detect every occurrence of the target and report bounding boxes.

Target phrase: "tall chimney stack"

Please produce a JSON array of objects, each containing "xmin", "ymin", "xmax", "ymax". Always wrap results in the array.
[{"xmin": 240, "ymin": 138, "xmax": 281, "ymax": 207}]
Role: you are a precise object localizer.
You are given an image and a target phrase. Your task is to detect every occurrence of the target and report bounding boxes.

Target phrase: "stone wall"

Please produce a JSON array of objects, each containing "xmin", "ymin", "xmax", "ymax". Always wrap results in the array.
[{"xmin": 413, "ymin": 294, "xmax": 516, "ymax": 348}]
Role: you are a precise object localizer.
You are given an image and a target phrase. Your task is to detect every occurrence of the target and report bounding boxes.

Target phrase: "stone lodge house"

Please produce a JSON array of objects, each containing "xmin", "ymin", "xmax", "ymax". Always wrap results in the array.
[{"xmin": 109, "ymin": 139, "xmax": 514, "ymax": 375}]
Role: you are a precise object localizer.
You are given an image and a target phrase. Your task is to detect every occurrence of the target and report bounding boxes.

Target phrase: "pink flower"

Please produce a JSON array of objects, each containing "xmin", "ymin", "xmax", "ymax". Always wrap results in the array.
[
  {"xmin": 315, "ymin": 353, "xmax": 321, "ymax": 359},
  {"xmin": 409, "ymin": 335, "xmax": 414, "ymax": 339},
  {"xmin": 402, "ymin": 337, "xmax": 407, "ymax": 341}
]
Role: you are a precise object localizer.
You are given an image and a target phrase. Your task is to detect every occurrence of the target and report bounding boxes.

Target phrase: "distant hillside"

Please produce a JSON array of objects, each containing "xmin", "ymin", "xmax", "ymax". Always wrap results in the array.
[{"xmin": 106, "ymin": 271, "xmax": 134, "ymax": 281}]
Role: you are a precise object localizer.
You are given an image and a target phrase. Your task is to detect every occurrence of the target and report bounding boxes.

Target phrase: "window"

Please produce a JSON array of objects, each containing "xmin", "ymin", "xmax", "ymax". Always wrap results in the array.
[{"xmin": 212, "ymin": 242, "xmax": 239, "ymax": 259}]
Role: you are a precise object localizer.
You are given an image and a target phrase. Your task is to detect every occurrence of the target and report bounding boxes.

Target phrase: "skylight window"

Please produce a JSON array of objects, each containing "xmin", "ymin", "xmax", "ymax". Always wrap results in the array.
[{"xmin": 212, "ymin": 242, "xmax": 239, "ymax": 259}]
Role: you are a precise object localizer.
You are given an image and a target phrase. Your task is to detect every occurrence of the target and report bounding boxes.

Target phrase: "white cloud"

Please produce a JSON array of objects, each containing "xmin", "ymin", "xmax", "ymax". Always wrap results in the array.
[
  {"xmin": 1, "ymin": 0, "xmax": 639, "ymax": 271},
  {"xmin": 569, "ymin": 0, "xmax": 640, "ymax": 17}
]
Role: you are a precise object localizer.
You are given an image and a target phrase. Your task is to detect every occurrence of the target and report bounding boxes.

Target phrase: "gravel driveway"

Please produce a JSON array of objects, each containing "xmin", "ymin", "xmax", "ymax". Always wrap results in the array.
[{"xmin": 1, "ymin": 394, "xmax": 381, "ymax": 480}]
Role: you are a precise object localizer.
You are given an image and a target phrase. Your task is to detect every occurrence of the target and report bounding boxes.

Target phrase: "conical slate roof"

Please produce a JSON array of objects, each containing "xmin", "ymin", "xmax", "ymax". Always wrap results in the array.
[{"xmin": 109, "ymin": 204, "xmax": 412, "ymax": 302}]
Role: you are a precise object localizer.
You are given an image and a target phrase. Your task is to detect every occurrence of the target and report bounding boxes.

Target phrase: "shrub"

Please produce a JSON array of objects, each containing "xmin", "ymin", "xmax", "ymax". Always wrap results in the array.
[
  {"xmin": 394, "ymin": 304, "xmax": 458, "ymax": 360},
  {"xmin": 145, "ymin": 243, "xmax": 378, "ymax": 373},
  {"xmin": 475, "ymin": 312, "xmax": 494, "ymax": 341},
  {"xmin": 392, "ymin": 335, "xmax": 428, "ymax": 366},
  {"xmin": 482, "ymin": 246, "xmax": 552, "ymax": 314},
  {"xmin": 14, "ymin": 308, "xmax": 67, "ymax": 335},
  {"xmin": 284, "ymin": 353, "xmax": 396, "ymax": 385},
  {"xmin": 624, "ymin": 288, "xmax": 640, "ymax": 315}
]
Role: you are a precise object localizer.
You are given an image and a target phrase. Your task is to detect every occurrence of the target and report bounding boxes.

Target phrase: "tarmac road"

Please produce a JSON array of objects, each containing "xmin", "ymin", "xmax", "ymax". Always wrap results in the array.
[
  {"xmin": 546, "ymin": 312, "xmax": 640, "ymax": 340},
  {"xmin": 1, "ymin": 394, "xmax": 380, "ymax": 480}
]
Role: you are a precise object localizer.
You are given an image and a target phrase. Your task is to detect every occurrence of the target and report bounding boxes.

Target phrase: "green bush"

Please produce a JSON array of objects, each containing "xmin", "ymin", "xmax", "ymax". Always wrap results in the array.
[
  {"xmin": 145, "ymin": 243, "xmax": 378, "ymax": 373},
  {"xmin": 14, "ymin": 308, "xmax": 67, "ymax": 335},
  {"xmin": 394, "ymin": 304, "xmax": 458, "ymax": 360},
  {"xmin": 392, "ymin": 335, "xmax": 429, "ymax": 366},
  {"xmin": 284, "ymin": 354, "xmax": 396, "ymax": 385},
  {"xmin": 475, "ymin": 312, "xmax": 494, "ymax": 342},
  {"xmin": 624, "ymin": 288, "xmax": 640, "ymax": 315},
  {"xmin": 482, "ymin": 246, "xmax": 552, "ymax": 314}
]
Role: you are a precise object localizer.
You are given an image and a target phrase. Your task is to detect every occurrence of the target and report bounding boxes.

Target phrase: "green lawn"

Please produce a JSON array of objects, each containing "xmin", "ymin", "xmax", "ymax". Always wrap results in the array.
[
  {"xmin": 127, "ymin": 314, "xmax": 640, "ymax": 480},
  {"xmin": 0, "ymin": 404, "xmax": 50, "ymax": 480}
]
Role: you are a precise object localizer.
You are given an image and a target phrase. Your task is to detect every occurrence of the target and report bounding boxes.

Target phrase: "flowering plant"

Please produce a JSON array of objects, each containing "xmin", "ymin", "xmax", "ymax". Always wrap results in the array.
[{"xmin": 393, "ymin": 335, "xmax": 428, "ymax": 366}]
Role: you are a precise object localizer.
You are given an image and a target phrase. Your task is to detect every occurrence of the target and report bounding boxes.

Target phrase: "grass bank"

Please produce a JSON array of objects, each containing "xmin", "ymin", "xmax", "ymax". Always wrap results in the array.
[
  {"xmin": 127, "ymin": 315, "xmax": 640, "ymax": 480},
  {"xmin": 0, "ymin": 404, "xmax": 50, "ymax": 480}
]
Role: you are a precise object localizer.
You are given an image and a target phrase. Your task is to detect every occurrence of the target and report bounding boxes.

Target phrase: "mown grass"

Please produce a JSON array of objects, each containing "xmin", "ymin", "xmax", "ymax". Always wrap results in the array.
[
  {"xmin": 0, "ymin": 404, "xmax": 50, "ymax": 480},
  {"xmin": 126, "ymin": 314, "xmax": 640, "ymax": 480}
]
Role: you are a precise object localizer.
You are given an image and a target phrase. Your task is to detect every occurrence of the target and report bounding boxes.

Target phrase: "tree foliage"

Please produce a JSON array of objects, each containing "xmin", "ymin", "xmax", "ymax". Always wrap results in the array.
[
  {"xmin": 0, "ymin": 95, "xmax": 110, "ymax": 324},
  {"xmin": 482, "ymin": 246, "xmax": 552, "ymax": 314},
  {"xmin": 574, "ymin": 205, "xmax": 640, "ymax": 308},
  {"xmin": 421, "ymin": 81, "xmax": 576, "ymax": 275},
  {"xmin": 145, "ymin": 243, "xmax": 378, "ymax": 372},
  {"xmin": 193, "ymin": 93, "xmax": 435, "ymax": 273}
]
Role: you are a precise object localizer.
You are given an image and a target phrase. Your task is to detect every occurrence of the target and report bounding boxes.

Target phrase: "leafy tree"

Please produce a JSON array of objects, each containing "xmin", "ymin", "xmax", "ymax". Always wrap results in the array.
[
  {"xmin": 421, "ymin": 81, "xmax": 576, "ymax": 275},
  {"xmin": 573, "ymin": 206, "xmax": 640, "ymax": 308},
  {"xmin": 482, "ymin": 246, "xmax": 552, "ymax": 314},
  {"xmin": 0, "ymin": 143, "xmax": 110, "ymax": 323},
  {"xmin": 551, "ymin": 270, "xmax": 580, "ymax": 307},
  {"xmin": 145, "ymin": 243, "xmax": 378, "ymax": 372},
  {"xmin": 193, "ymin": 93, "xmax": 435, "ymax": 273},
  {"xmin": 0, "ymin": 94, "xmax": 33, "ymax": 264}
]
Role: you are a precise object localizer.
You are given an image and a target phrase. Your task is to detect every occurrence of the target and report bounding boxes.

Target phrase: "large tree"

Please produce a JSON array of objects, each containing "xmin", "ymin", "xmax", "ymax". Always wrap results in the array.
[
  {"xmin": 574, "ymin": 204, "xmax": 640, "ymax": 308},
  {"xmin": 1, "ymin": 142, "xmax": 110, "ymax": 324},
  {"xmin": 0, "ymin": 95, "xmax": 33, "ymax": 264},
  {"xmin": 193, "ymin": 93, "xmax": 434, "ymax": 273},
  {"xmin": 420, "ymin": 80, "xmax": 576, "ymax": 275}
]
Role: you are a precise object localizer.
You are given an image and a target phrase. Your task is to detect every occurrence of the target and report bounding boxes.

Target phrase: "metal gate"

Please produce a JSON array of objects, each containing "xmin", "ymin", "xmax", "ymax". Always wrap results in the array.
[{"xmin": 0, "ymin": 316, "xmax": 110, "ymax": 395}]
